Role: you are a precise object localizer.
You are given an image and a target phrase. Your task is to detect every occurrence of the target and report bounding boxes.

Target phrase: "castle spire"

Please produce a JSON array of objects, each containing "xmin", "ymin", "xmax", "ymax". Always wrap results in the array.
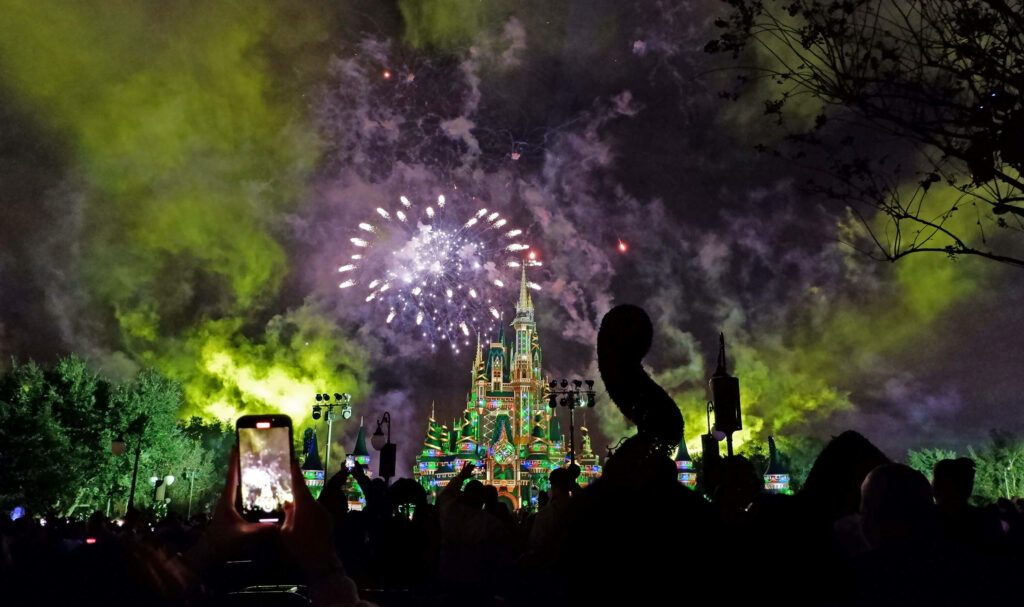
[
  {"xmin": 513, "ymin": 261, "xmax": 536, "ymax": 327},
  {"xmin": 351, "ymin": 418, "xmax": 369, "ymax": 457},
  {"xmin": 517, "ymin": 263, "xmax": 531, "ymax": 311},
  {"xmin": 473, "ymin": 334, "xmax": 482, "ymax": 373},
  {"xmin": 763, "ymin": 435, "xmax": 791, "ymax": 494},
  {"xmin": 674, "ymin": 420, "xmax": 693, "ymax": 463}
]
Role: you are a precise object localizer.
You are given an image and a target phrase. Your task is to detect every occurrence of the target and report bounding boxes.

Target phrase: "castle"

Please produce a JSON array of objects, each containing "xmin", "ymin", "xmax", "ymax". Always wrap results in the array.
[{"xmin": 413, "ymin": 265, "xmax": 600, "ymax": 510}]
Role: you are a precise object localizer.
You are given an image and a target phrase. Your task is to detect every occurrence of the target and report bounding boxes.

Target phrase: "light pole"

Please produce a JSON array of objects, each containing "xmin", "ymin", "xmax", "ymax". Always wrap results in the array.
[
  {"xmin": 312, "ymin": 392, "xmax": 352, "ymax": 477},
  {"xmin": 371, "ymin": 412, "xmax": 396, "ymax": 484},
  {"xmin": 709, "ymin": 333, "xmax": 741, "ymax": 456},
  {"xmin": 111, "ymin": 414, "xmax": 148, "ymax": 514},
  {"xmin": 184, "ymin": 469, "xmax": 196, "ymax": 519},
  {"xmin": 547, "ymin": 379, "xmax": 596, "ymax": 467}
]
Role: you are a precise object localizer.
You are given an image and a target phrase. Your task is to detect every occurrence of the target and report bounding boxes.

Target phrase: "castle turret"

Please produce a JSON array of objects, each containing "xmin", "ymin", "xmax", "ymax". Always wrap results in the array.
[
  {"xmin": 674, "ymin": 421, "xmax": 697, "ymax": 489},
  {"xmin": 301, "ymin": 427, "xmax": 325, "ymax": 499},
  {"xmin": 350, "ymin": 418, "xmax": 370, "ymax": 467},
  {"xmin": 418, "ymin": 406, "xmax": 442, "ymax": 479},
  {"xmin": 576, "ymin": 422, "xmax": 601, "ymax": 487},
  {"xmin": 345, "ymin": 418, "xmax": 372, "ymax": 510},
  {"xmin": 486, "ymin": 326, "xmax": 508, "ymax": 391},
  {"xmin": 473, "ymin": 334, "xmax": 487, "ymax": 386},
  {"xmin": 763, "ymin": 435, "xmax": 791, "ymax": 494},
  {"xmin": 301, "ymin": 427, "xmax": 324, "ymax": 471}
]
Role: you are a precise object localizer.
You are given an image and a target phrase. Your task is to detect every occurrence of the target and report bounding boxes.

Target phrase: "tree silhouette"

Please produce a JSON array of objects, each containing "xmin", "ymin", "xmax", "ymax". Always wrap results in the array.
[{"xmin": 707, "ymin": 0, "xmax": 1024, "ymax": 267}]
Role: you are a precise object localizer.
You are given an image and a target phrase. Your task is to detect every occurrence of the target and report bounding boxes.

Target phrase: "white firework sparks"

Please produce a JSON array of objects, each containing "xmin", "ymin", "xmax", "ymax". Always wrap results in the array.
[{"xmin": 339, "ymin": 193, "xmax": 534, "ymax": 348}]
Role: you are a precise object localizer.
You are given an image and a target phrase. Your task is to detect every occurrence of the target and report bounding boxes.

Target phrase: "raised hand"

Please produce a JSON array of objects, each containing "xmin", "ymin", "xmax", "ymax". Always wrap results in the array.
[{"xmin": 194, "ymin": 446, "xmax": 275, "ymax": 563}]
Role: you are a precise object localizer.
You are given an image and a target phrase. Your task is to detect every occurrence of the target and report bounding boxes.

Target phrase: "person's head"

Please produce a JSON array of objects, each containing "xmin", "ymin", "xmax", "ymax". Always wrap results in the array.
[
  {"xmin": 389, "ymin": 478, "xmax": 428, "ymax": 508},
  {"xmin": 549, "ymin": 468, "xmax": 574, "ymax": 497},
  {"xmin": 461, "ymin": 480, "xmax": 486, "ymax": 509},
  {"xmin": 537, "ymin": 490, "xmax": 549, "ymax": 509},
  {"xmin": 86, "ymin": 510, "xmax": 108, "ymax": 535},
  {"xmin": 932, "ymin": 458, "xmax": 975, "ymax": 508},
  {"xmin": 801, "ymin": 430, "xmax": 889, "ymax": 522},
  {"xmin": 482, "ymin": 484, "xmax": 499, "ymax": 507},
  {"xmin": 713, "ymin": 455, "xmax": 763, "ymax": 510},
  {"xmin": 860, "ymin": 463, "xmax": 935, "ymax": 549}
]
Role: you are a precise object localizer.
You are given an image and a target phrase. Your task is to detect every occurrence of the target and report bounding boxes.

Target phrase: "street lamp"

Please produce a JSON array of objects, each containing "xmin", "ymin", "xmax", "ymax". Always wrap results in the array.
[
  {"xmin": 709, "ymin": 333, "xmax": 741, "ymax": 456},
  {"xmin": 184, "ymin": 469, "xmax": 197, "ymax": 519},
  {"xmin": 371, "ymin": 412, "xmax": 396, "ymax": 484},
  {"xmin": 313, "ymin": 392, "xmax": 353, "ymax": 477},
  {"xmin": 547, "ymin": 378, "xmax": 596, "ymax": 466},
  {"xmin": 152, "ymin": 474, "xmax": 175, "ymax": 505}
]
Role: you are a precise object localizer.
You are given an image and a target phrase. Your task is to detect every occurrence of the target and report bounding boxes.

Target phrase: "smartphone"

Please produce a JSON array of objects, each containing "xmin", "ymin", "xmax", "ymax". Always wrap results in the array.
[{"xmin": 236, "ymin": 414, "xmax": 294, "ymax": 523}]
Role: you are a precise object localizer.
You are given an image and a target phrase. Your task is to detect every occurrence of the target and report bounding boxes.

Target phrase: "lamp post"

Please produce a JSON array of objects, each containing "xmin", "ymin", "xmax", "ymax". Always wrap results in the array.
[
  {"xmin": 184, "ymin": 469, "xmax": 196, "ymax": 519},
  {"xmin": 152, "ymin": 474, "xmax": 175, "ymax": 505},
  {"xmin": 709, "ymin": 333, "xmax": 741, "ymax": 456},
  {"xmin": 547, "ymin": 378, "xmax": 596, "ymax": 467},
  {"xmin": 111, "ymin": 414, "xmax": 148, "ymax": 514},
  {"xmin": 700, "ymin": 401, "xmax": 724, "ymax": 494},
  {"xmin": 312, "ymin": 392, "xmax": 353, "ymax": 477},
  {"xmin": 371, "ymin": 412, "xmax": 396, "ymax": 484}
]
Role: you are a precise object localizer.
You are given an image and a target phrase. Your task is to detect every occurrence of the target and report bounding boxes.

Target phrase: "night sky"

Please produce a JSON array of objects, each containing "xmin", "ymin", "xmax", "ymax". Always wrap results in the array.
[{"xmin": 1, "ymin": 1, "xmax": 1020, "ymax": 471}]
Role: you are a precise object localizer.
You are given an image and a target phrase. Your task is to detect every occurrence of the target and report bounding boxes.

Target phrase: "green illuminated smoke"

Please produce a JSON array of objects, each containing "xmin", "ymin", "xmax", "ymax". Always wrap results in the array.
[
  {"xmin": 0, "ymin": 1, "xmax": 368, "ymax": 421},
  {"xmin": 669, "ymin": 183, "xmax": 988, "ymax": 449},
  {"xmin": 399, "ymin": 0, "xmax": 509, "ymax": 49}
]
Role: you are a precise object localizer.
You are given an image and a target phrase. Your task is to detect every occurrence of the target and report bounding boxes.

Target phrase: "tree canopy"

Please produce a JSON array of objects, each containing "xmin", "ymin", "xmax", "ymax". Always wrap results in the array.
[
  {"xmin": 707, "ymin": 0, "xmax": 1024, "ymax": 267},
  {"xmin": 0, "ymin": 356, "xmax": 232, "ymax": 518}
]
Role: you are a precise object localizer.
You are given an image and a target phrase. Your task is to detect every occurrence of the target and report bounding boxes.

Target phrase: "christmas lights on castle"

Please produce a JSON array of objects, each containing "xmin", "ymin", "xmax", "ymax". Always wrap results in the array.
[{"xmin": 414, "ymin": 263, "xmax": 600, "ymax": 509}]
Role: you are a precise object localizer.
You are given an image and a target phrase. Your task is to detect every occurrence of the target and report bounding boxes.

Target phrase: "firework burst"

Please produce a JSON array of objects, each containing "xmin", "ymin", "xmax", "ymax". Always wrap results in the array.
[{"xmin": 339, "ymin": 193, "xmax": 537, "ymax": 352}]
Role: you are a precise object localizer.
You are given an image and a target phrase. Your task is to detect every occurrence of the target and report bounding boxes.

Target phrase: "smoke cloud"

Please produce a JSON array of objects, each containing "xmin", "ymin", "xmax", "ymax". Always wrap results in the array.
[{"xmin": 0, "ymin": 1, "xmax": 1018, "ymax": 472}]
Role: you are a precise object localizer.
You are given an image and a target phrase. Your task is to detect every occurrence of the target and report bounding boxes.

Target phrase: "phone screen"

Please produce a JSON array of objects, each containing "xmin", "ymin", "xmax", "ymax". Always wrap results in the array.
[{"xmin": 238, "ymin": 419, "xmax": 294, "ymax": 523}]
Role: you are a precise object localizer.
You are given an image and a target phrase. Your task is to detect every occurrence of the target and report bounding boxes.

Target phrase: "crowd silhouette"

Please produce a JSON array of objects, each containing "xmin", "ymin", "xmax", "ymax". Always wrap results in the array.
[{"xmin": 3, "ymin": 305, "xmax": 1023, "ymax": 606}]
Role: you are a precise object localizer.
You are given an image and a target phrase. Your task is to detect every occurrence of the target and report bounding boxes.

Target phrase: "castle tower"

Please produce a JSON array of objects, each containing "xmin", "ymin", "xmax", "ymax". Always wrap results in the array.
[
  {"xmin": 576, "ymin": 417, "xmax": 601, "ymax": 487},
  {"xmin": 345, "ymin": 418, "xmax": 372, "ymax": 510},
  {"xmin": 763, "ymin": 435, "xmax": 791, "ymax": 494},
  {"xmin": 413, "ymin": 262, "xmax": 598, "ymax": 511},
  {"xmin": 674, "ymin": 421, "xmax": 697, "ymax": 489},
  {"xmin": 300, "ymin": 427, "xmax": 325, "ymax": 499}
]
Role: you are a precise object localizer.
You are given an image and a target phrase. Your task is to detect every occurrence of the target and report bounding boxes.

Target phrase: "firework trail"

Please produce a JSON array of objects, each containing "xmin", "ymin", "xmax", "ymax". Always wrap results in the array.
[{"xmin": 339, "ymin": 192, "xmax": 538, "ymax": 352}]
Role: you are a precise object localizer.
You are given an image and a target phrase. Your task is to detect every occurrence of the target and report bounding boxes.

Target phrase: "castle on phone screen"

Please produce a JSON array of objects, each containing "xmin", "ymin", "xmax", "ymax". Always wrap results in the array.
[{"xmin": 412, "ymin": 265, "xmax": 601, "ymax": 510}]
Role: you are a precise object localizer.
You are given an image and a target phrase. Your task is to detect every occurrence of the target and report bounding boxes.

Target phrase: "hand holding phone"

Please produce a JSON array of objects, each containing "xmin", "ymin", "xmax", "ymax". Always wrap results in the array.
[
  {"xmin": 186, "ymin": 444, "xmax": 275, "ymax": 568},
  {"xmin": 236, "ymin": 415, "xmax": 294, "ymax": 524}
]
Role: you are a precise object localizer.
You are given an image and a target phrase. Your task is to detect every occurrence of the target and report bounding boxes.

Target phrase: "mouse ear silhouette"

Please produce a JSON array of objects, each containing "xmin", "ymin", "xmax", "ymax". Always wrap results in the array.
[{"xmin": 597, "ymin": 304, "xmax": 683, "ymax": 454}]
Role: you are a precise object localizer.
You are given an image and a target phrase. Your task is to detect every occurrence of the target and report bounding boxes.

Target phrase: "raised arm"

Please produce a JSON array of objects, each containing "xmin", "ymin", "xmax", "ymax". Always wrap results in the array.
[{"xmin": 439, "ymin": 462, "xmax": 475, "ymax": 508}]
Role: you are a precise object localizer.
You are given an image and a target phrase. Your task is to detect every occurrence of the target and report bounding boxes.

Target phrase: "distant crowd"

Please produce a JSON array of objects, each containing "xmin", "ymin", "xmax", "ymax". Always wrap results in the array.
[{"xmin": 3, "ymin": 430, "xmax": 1024, "ymax": 606}]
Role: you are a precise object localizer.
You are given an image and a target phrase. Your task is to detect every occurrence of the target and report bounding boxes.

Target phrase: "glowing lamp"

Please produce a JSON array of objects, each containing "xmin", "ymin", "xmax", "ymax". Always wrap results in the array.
[{"xmin": 371, "ymin": 427, "xmax": 387, "ymax": 451}]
